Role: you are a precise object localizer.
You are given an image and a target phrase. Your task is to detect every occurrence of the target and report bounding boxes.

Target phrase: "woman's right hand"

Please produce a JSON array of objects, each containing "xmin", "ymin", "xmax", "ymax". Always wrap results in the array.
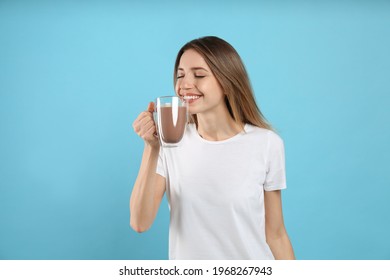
[{"xmin": 132, "ymin": 102, "xmax": 159, "ymax": 148}]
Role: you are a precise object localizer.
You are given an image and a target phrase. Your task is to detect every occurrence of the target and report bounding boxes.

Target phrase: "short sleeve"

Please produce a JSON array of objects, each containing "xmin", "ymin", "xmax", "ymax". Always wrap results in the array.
[
  {"xmin": 156, "ymin": 148, "xmax": 167, "ymax": 178},
  {"xmin": 264, "ymin": 131, "xmax": 287, "ymax": 191}
]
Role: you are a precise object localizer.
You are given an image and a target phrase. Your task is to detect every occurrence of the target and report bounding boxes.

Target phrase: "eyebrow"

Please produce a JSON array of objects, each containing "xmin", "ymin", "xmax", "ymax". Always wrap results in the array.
[{"xmin": 177, "ymin": 67, "xmax": 209, "ymax": 72}]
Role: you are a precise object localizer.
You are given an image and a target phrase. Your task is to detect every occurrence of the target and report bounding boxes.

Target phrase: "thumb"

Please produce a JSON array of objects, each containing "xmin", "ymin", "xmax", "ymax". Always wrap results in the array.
[{"xmin": 147, "ymin": 102, "xmax": 155, "ymax": 113}]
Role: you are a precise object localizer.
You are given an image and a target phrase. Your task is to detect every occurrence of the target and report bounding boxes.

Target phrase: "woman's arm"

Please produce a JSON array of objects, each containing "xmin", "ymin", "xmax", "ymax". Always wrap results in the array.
[
  {"xmin": 130, "ymin": 103, "xmax": 166, "ymax": 233},
  {"xmin": 264, "ymin": 190, "xmax": 295, "ymax": 259},
  {"xmin": 130, "ymin": 144, "xmax": 166, "ymax": 233}
]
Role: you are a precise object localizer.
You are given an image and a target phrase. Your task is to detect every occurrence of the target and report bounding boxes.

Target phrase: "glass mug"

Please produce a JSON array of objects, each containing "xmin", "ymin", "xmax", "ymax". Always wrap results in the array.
[{"xmin": 155, "ymin": 96, "xmax": 188, "ymax": 148}]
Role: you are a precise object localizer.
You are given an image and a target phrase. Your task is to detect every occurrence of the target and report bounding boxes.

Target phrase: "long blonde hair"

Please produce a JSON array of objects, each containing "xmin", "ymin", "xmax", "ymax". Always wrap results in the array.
[{"xmin": 174, "ymin": 36, "xmax": 272, "ymax": 130}]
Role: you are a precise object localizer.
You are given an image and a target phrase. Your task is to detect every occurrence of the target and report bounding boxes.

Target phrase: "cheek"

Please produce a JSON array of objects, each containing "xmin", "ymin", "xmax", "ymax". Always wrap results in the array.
[
  {"xmin": 175, "ymin": 81, "xmax": 180, "ymax": 94},
  {"xmin": 196, "ymin": 80, "xmax": 209, "ymax": 92},
  {"xmin": 208, "ymin": 83, "xmax": 224, "ymax": 99}
]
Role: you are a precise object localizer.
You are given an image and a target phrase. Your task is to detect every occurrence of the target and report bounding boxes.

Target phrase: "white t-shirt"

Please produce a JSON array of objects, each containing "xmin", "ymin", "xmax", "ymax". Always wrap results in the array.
[{"xmin": 156, "ymin": 123, "xmax": 287, "ymax": 260}]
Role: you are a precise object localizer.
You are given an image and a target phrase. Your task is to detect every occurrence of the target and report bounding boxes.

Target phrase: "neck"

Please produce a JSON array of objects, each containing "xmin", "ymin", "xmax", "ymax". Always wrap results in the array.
[{"xmin": 195, "ymin": 108, "xmax": 243, "ymax": 141}]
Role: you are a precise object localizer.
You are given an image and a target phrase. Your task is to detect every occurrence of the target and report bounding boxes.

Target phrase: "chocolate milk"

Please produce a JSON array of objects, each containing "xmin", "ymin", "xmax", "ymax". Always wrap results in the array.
[{"xmin": 158, "ymin": 106, "xmax": 187, "ymax": 144}]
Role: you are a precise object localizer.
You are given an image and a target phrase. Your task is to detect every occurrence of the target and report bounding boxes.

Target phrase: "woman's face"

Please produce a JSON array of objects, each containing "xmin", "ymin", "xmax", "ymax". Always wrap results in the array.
[{"xmin": 176, "ymin": 49, "xmax": 225, "ymax": 115}]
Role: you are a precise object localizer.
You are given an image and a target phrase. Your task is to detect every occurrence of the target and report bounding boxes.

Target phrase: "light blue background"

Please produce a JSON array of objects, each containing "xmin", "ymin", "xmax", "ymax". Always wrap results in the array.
[{"xmin": 1, "ymin": 0, "xmax": 389, "ymax": 260}]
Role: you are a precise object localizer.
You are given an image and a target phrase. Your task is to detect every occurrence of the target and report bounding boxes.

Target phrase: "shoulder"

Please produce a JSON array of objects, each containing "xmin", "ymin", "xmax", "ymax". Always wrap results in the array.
[
  {"xmin": 244, "ymin": 124, "xmax": 285, "ymax": 155},
  {"xmin": 244, "ymin": 124, "xmax": 283, "ymax": 143}
]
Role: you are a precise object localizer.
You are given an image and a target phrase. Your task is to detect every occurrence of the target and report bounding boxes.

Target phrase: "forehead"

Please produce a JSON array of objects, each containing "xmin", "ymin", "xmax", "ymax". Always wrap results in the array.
[{"xmin": 178, "ymin": 49, "xmax": 210, "ymax": 70}]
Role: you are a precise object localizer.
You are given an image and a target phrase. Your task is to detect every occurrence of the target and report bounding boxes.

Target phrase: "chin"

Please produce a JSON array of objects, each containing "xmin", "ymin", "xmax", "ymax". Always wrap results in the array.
[{"xmin": 188, "ymin": 108, "xmax": 198, "ymax": 115}]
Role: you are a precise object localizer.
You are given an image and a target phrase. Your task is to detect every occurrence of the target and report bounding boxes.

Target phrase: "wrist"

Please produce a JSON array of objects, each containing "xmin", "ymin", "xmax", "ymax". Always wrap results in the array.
[{"xmin": 144, "ymin": 142, "xmax": 160, "ymax": 153}]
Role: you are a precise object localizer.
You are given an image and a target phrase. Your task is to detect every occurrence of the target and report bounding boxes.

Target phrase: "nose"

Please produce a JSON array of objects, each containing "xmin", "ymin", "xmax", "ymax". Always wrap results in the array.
[{"xmin": 178, "ymin": 75, "xmax": 195, "ymax": 91}]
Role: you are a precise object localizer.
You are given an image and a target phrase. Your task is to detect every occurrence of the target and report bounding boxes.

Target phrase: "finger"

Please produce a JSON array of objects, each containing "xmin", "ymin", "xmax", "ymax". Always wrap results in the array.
[
  {"xmin": 132, "ymin": 114, "xmax": 145, "ymax": 130},
  {"xmin": 135, "ymin": 110, "xmax": 148, "ymax": 120},
  {"xmin": 145, "ymin": 125, "xmax": 158, "ymax": 140},
  {"xmin": 143, "ymin": 121, "xmax": 156, "ymax": 135},
  {"xmin": 138, "ymin": 116, "xmax": 153, "ymax": 131},
  {"xmin": 134, "ymin": 111, "xmax": 150, "ymax": 123},
  {"xmin": 133, "ymin": 111, "xmax": 152, "ymax": 130},
  {"xmin": 149, "ymin": 123, "xmax": 158, "ymax": 135},
  {"xmin": 139, "ymin": 120, "xmax": 155, "ymax": 137},
  {"xmin": 133, "ymin": 121, "xmax": 140, "ymax": 134},
  {"xmin": 147, "ymin": 102, "xmax": 155, "ymax": 113},
  {"xmin": 133, "ymin": 118, "xmax": 145, "ymax": 133}
]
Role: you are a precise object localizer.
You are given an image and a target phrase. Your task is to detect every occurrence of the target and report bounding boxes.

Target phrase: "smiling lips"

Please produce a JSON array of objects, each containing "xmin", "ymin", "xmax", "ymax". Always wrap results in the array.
[{"xmin": 181, "ymin": 94, "xmax": 202, "ymax": 104}]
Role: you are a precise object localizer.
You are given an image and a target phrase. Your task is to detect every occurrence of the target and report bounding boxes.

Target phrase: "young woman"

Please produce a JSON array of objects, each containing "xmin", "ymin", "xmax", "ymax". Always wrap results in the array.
[{"xmin": 131, "ymin": 36, "xmax": 295, "ymax": 260}]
